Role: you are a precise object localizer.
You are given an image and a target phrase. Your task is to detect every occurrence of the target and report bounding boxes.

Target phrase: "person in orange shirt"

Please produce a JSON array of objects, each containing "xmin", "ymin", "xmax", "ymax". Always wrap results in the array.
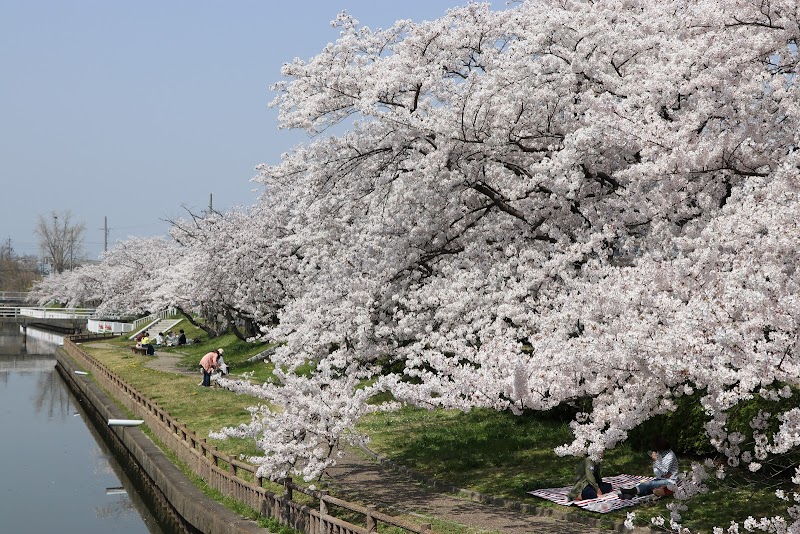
[{"xmin": 199, "ymin": 348, "xmax": 224, "ymax": 387}]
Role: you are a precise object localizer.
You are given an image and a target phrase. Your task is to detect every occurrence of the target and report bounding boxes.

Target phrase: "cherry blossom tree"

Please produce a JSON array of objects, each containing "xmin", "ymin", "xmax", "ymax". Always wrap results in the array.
[
  {"xmin": 32, "ymin": 209, "xmax": 288, "ymax": 336},
  {"xmin": 33, "ymin": 0, "xmax": 800, "ymax": 528},
  {"xmin": 29, "ymin": 263, "xmax": 103, "ymax": 309},
  {"xmin": 222, "ymin": 0, "xmax": 799, "ymax": 528},
  {"xmin": 31, "ymin": 236, "xmax": 181, "ymax": 317},
  {"xmin": 166, "ymin": 205, "xmax": 294, "ymax": 339}
]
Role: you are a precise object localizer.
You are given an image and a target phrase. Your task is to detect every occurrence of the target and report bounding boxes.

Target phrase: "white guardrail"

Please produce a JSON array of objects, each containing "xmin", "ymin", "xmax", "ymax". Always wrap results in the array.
[
  {"xmin": 87, "ymin": 318, "xmax": 133, "ymax": 334},
  {"xmin": 0, "ymin": 306, "xmax": 175, "ymax": 335},
  {"xmin": 132, "ymin": 308, "xmax": 177, "ymax": 330},
  {"xmin": 0, "ymin": 291, "xmax": 29, "ymax": 301},
  {"xmin": 0, "ymin": 307, "xmax": 96, "ymax": 318}
]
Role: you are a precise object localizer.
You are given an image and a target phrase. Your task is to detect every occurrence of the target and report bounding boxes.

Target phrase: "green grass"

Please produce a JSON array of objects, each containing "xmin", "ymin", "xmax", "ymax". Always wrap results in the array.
[
  {"xmin": 151, "ymin": 320, "xmax": 281, "ymax": 382},
  {"xmin": 357, "ymin": 407, "xmax": 794, "ymax": 532},
  {"xmin": 83, "ymin": 327, "xmax": 794, "ymax": 533},
  {"xmin": 360, "ymin": 408, "xmax": 650, "ymax": 496},
  {"xmin": 86, "ymin": 330, "xmax": 270, "ymax": 457}
]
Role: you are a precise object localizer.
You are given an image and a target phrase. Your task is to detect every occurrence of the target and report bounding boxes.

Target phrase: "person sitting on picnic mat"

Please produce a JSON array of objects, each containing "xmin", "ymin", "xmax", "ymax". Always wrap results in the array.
[
  {"xmin": 619, "ymin": 436, "xmax": 679, "ymax": 499},
  {"xmin": 567, "ymin": 454, "xmax": 613, "ymax": 501}
]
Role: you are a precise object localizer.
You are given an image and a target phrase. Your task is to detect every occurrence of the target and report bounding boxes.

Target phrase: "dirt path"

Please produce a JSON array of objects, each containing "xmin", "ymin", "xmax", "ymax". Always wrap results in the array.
[
  {"xmin": 146, "ymin": 350, "xmax": 194, "ymax": 374},
  {"xmin": 85, "ymin": 342, "xmax": 195, "ymax": 374},
  {"xmin": 325, "ymin": 447, "xmax": 607, "ymax": 534}
]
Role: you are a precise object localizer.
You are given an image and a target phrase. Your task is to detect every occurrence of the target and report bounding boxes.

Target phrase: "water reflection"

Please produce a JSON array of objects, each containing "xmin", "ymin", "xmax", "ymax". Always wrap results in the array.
[
  {"xmin": 73, "ymin": 391, "xmax": 167, "ymax": 530},
  {"xmin": 0, "ymin": 324, "xmax": 25, "ymax": 354},
  {"xmin": 34, "ymin": 369, "xmax": 73, "ymax": 419},
  {"xmin": 96, "ymin": 495, "xmax": 139, "ymax": 520},
  {"xmin": 0, "ymin": 353, "xmax": 55, "ymax": 372},
  {"xmin": 0, "ymin": 323, "xmax": 64, "ymax": 356},
  {"xmin": 0, "ymin": 323, "xmax": 166, "ymax": 534},
  {"xmin": 25, "ymin": 326, "xmax": 66, "ymax": 348}
]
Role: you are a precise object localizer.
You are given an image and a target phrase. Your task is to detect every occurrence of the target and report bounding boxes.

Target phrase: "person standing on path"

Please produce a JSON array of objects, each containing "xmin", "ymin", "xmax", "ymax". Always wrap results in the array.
[{"xmin": 199, "ymin": 349, "xmax": 223, "ymax": 387}]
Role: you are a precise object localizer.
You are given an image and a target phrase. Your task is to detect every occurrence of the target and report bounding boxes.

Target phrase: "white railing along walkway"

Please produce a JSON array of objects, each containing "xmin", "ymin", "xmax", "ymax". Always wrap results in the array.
[
  {"xmin": 132, "ymin": 308, "xmax": 177, "ymax": 330},
  {"xmin": 0, "ymin": 307, "xmax": 95, "ymax": 318},
  {"xmin": 129, "ymin": 308, "xmax": 178, "ymax": 339},
  {"xmin": 0, "ymin": 291, "xmax": 28, "ymax": 301}
]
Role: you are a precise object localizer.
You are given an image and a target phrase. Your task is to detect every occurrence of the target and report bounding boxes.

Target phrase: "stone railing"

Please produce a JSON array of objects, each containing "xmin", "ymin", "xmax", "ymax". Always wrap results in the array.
[{"xmin": 62, "ymin": 336, "xmax": 434, "ymax": 534}]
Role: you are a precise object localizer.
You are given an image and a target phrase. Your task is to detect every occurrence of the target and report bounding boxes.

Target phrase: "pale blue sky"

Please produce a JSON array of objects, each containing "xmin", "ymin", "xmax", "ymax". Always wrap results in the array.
[{"xmin": 1, "ymin": 1, "xmax": 505, "ymax": 259}]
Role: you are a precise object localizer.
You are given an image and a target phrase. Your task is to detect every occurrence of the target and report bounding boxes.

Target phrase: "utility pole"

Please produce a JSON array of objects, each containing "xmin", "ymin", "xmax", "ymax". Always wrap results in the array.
[
  {"xmin": 98, "ymin": 216, "xmax": 109, "ymax": 254},
  {"xmin": 209, "ymin": 193, "xmax": 213, "ymax": 212},
  {"xmin": 53, "ymin": 214, "xmax": 59, "ymax": 272}
]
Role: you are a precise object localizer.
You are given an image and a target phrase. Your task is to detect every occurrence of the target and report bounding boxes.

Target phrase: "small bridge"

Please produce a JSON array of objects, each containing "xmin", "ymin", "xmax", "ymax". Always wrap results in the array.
[
  {"xmin": 0, "ymin": 306, "xmax": 94, "ymax": 332},
  {"xmin": 0, "ymin": 291, "xmax": 29, "ymax": 305}
]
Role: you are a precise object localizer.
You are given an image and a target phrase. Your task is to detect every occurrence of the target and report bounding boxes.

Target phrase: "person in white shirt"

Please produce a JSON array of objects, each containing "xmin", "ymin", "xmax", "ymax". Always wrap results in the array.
[
  {"xmin": 165, "ymin": 331, "xmax": 178, "ymax": 346},
  {"xmin": 620, "ymin": 436, "xmax": 679, "ymax": 498}
]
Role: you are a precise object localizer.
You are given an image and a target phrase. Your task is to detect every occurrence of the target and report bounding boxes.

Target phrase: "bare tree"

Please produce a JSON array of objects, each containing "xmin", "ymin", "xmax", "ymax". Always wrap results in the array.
[
  {"xmin": 0, "ymin": 256, "xmax": 40, "ymax": 290},
  {"xmin": 0, "ymin": 238, "xmax": 11, "ymax": 260},
  {"xmin": 35, "ymin": 210, "xmax": 86, "ymax": 274}
]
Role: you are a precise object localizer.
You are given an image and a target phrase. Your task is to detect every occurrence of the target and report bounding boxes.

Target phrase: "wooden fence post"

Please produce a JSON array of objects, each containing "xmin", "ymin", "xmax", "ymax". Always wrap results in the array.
[
  {"xmin": 366, "ymin": 504, "xmax": 377, "ymax": 532},
  {"xmin": 284, "ymin": 477, "xmax": 293, "ymax": 501},
  {"xmin": 319, "ymin": 491, "xmax": 328, "ymax": 534},
  {"xmin": 282, "ymin": 476, "xmax": 293, "ymax": 526}
]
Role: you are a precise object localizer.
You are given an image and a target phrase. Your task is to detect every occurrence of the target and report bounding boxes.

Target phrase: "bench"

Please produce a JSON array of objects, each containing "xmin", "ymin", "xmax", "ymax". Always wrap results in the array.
[{"xmin": 130, "ymin": 345, "xmax": 149, "ymax": 355}]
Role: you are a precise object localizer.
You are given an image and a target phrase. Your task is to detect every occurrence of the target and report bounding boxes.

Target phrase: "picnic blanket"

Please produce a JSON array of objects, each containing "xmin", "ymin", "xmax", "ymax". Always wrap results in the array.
[{"xmin": 528, "ymin": 474, "xmax": 661, "ymax": 513}]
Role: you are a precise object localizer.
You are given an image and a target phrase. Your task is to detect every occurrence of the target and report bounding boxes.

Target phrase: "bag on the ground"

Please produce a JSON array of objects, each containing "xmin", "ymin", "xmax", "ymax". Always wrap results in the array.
[{"xmin": 653, "ymin": 486, "xmax": 674, "ymax": 497}]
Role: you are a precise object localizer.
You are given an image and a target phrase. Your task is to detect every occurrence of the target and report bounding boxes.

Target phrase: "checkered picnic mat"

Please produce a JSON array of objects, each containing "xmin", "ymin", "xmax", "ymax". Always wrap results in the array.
[{"xmin": 528, "ymin": 474, "xmax": 660, "ymax": 513}]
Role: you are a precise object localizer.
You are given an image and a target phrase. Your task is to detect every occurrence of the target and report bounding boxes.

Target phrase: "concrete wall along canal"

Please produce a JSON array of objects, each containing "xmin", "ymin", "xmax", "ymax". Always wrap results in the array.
[{"xmin": 57, "ymin": 337, "xmax": 266, "ymax": 534}]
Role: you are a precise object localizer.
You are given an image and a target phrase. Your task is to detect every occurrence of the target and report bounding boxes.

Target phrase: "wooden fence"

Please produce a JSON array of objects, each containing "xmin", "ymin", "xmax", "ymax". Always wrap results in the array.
[{"xmin": 63, "ymin": 335, "xmax": 434, "ymax": 534}]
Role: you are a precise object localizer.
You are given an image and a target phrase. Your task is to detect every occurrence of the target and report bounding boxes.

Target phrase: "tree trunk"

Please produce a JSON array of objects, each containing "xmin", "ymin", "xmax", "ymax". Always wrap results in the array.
[{"xmin": 174, "ymin": 306, "xmax": 218, "ymax": 338}]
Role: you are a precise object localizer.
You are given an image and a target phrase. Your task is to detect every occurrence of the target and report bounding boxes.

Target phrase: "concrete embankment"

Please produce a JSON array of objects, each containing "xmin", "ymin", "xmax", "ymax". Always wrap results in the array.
[{"xmin": 55, "ymin": 347, "xmax": 266, "ymax": 534}]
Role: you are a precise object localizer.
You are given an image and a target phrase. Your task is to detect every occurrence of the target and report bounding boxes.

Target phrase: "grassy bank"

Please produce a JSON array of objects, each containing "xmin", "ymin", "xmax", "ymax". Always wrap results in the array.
[
  {"xmin": 84, "ymin": 328, "xmax": 267, "ymax": 458},
  {"xmin": 81, "ymin": 326, "xmax": 487, "ymax": 533},
  {"xmin": 358, "ymin": 407, "xmax": 792, "ymax": 531},
  {"xmin": 81, "ymin": 326, "xmax": 793, "ymax": 532}
]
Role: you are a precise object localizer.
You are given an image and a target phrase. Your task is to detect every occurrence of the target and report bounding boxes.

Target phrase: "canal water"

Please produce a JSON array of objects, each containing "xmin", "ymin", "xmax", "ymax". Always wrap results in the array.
[{"xmin": 0, "ymin": 323, "xmax": 168, "ymax": 533}]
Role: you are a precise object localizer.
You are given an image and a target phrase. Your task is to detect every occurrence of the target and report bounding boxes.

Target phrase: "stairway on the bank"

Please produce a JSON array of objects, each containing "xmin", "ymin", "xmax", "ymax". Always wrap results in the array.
[{"xmin": 129, "ymin": 318, "xmax": 183, "ymax": 340}]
